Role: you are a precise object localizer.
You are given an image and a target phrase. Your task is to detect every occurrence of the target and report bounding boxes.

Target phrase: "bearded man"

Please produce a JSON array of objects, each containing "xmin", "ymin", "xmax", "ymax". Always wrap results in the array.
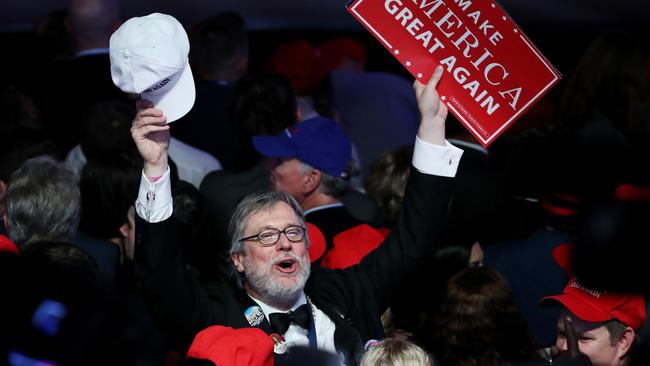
[{"xmin": 130, "ymin": 65, "xmax": 462, "ymax": 365}]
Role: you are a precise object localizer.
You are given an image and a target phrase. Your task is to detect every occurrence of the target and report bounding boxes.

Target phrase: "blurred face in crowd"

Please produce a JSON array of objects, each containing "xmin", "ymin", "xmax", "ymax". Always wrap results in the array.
[
  {"xmin": 268, "ymin": 158, "xmax": 310, "ymax": 203},
  {"xmin": 231, "ymin": 201, "xmax": 310, "ymax": 309},
  {"xmin": 555, "ymin": 308, "xmax": 632, "ymax": 366}
]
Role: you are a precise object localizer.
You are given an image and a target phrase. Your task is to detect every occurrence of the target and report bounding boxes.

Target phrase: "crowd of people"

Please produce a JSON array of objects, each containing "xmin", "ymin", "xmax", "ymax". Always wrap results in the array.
[{"xmin": 1, "ymin": 0, "xmax": 650, "ymax": 365}]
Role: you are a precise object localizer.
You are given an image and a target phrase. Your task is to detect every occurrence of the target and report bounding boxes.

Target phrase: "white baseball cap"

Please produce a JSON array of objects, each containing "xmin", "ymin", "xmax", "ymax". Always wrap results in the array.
[{"xmin": 109, "ymin": 13, "xmax": 195, "ymax": 123}]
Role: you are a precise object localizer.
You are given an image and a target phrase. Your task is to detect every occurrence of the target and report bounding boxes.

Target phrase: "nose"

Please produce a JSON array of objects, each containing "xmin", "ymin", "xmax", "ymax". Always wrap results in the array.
[
  {"xmin": 556, "ymin": 337, "xmax": 567, "ymax": 352},
  {"xmin": 275, "ymin": 232, "xmax": 293, "ymax": 251}
]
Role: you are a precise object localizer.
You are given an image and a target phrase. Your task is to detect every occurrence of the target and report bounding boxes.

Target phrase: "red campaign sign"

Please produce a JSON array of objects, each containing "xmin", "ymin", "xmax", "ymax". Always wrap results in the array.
[{"xmin": 347, "ymin": 0, "xmax": 561, "ymax": 146}]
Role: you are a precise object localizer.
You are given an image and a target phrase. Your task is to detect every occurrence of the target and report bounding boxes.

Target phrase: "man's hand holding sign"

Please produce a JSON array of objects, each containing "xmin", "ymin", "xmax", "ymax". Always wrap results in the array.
[{"xmin": 348, "ymin": 0, "xmax": 561, "ymax": 146}]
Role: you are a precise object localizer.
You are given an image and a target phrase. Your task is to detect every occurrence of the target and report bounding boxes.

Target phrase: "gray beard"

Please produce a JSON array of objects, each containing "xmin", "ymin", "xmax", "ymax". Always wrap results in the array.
[{"xmin": 244, "ymin": 253, "xmax": 311, "ymax": 309}]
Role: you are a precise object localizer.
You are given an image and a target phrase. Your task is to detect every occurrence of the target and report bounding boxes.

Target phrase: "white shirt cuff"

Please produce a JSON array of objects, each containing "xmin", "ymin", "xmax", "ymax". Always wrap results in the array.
[
  {"xmin": 135, "ymin": 167, "xmax": 173, "ymax": 223},
  {"xmin": 412, "ymin": 136, "xmax": 464, "ymax": 177}
]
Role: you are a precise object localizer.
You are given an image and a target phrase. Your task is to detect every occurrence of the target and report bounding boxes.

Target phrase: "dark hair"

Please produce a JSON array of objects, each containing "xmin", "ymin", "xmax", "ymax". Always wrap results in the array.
[
  {"xmin": 230, "ymin": 73, "xmax": 297, "ymax": 138},
  {"xmin": 190, "ymin": 12, "xmax": 248, "ymax": 80},
  {"xmin": 0, "ymin": 127, "xmax": 57, "ymax": 184},
  {"xmin": 229, "ymin": 73, "xmax": 297, "ymax": 168},
  {"xmin": 21, "ymin": 240, "xmax": 98, "ymax": 280},
  {"xmin": 80, "ymin": 100, "xmax": 137, "ymax": 161},
  {"xmin": 0, "ymin": 85, "xmax": 43, "ymax": 134},
  {"xmin": 365, "ymin": 145, "xmax": 413, "ymax": 224},
  {"xmin": 435, "ymin": 267, "xmax": 539, "ymax": 366},
  {"xmin": 34, "ymin": 9, "xmax": 75, "ymax": 62},
  {"xmin": 79, "ymin": 150, "xmax": 142, "ymax": 240},
  {"xmin": 172, "ymin": 180, "xmax": 229, "ymax": 281},
  {"xmin": 557, "ymin": 32, "xmax": 650, "ymax": 143},
  {"xmin": 68, "ymin": 0, "xmax": 119, "ymax": 45},
  {"xmin": 572, "ymin": 201, "xmax": 650, "ymax": 294}
]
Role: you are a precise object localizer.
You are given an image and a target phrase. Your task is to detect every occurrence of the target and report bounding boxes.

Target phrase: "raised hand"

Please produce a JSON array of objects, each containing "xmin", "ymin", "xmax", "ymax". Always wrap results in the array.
[
  {"xmin": 554, "ymin": 317, "xmax": 593, "ymax": 365},
  {"xmin": 413, "ymin": 65, "xmax": 448, "ymax": 146},
  {"xmin": 131, "ymin": 99, "xmax": 170, "ymax": 177}
]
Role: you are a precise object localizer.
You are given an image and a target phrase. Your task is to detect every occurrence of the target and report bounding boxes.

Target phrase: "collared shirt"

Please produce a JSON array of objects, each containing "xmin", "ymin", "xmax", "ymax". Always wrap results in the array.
[
  {"xmin": 249, "ymin": 293, "xmax": 339, "ymax": 355},
  {"xmin": 303, "ymin": 202, "xmax": 345, "ymax": 216}
]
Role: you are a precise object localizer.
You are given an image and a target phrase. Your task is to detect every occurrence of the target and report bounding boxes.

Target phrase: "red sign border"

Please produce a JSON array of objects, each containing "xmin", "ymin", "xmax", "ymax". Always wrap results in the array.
[{"xmin": 347, "ymin": 0, "xmax": 561, "ymax": 146}]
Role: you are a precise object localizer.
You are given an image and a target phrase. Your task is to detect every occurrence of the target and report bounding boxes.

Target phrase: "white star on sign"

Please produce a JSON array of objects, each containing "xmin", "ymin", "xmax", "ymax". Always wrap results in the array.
[
  {"xmin": 394, "ymin": 49, "xmax": 400, "ymax": 55},
  {"xmin": 417, "ymin": 73, "xmax": 423, "ymax": 78},
  {"xmin": 441, "ymin": 96, "xmax": 446, "ymax": 101},
  {"xmin": 406, "ymin": 61, "xmax": 411, "ymax": 67},
  {"xmin": 502, "ymin": 16, "xmax": 507, "ymax": 20},
  {"xmin": 491, "ymin": 3, "xmax": 495, "ymax": 8},
  {"xmin": 514, "ymin": 28, "xmax": 519, "ymax": 33}
]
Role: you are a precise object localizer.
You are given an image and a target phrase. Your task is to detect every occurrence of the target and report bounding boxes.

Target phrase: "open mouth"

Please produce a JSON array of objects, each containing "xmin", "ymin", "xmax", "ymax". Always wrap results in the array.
[{"xmin": 274, "ymin": 258, "xmax": 298, "ymax": 274}]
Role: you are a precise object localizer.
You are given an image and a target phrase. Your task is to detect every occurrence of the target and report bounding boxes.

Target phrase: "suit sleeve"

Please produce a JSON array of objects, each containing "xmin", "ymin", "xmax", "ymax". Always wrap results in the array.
[
  {"xmin": 360, "ymin": 170, "xmax": 454, "ymax": 307},
  {"xmin": 133, "ymin": 215, "xmax": 229, "ymax": 353},
  {"xmin": 340, "ymin": 139, "xmax": 460, "ymax": 314}
]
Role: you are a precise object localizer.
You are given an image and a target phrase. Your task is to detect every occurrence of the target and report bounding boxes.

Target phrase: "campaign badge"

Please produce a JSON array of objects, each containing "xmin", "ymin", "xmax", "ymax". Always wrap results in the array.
[
  {"xmin": 244, "ymin": 306, "xmax": 265, "ymax": 327},
  {"xmin": 270, "ymin": 333, "xmax": 288, "ymax": 354}
]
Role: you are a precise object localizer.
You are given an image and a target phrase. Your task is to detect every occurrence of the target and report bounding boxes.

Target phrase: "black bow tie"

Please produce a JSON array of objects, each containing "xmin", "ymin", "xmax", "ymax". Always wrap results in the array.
[{"xmin": 268, "ymin": 304, "xmax": 311, "ymax": 335}]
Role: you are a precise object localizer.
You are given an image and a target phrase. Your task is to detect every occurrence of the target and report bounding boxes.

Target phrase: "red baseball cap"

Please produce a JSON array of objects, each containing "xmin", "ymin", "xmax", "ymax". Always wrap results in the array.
[
  {"xmin": 269, "ymin": 40, "xmax": 325, "ymax": 95},
  {"xmin": 319, "ymin": 37, "xmax": 368, "ymax": 73},
  {"xmin": 0, "ymin": 235, "xmax": 19, "ymax": 254},
  {"xmin": 306, "ymin": 222, "xmax": 326, "ymax": 263},
  {"xmin": 541, "ymin": 276, "xmax": 646, "ymax": 331},
  {"xmin": 187, "ymin": 325, "xmax": 274, "ymax": 366},
  {"xmin": 320, "ymin": 224, "xmax": 389, "ymax": 269}
]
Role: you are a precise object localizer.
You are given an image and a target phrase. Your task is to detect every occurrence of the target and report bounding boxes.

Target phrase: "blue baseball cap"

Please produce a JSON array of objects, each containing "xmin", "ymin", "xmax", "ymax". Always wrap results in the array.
[{"xmin": 253, "ymin": 116, "xmax": 352, "ymax": 178}]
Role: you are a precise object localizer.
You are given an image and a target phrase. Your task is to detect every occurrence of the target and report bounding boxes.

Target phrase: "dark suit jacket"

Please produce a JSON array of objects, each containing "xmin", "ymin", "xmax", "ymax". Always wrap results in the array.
[
  {"xmin": 443, "ymin": 144, "xmax": 504, "ymax": 246},
  {"xmin": 73, "ymin": 231, "xmax": 120, "ymax": 293},
  {"xmin": 134, "ymin": 170, "xmax": 453, "ymax": 365}
]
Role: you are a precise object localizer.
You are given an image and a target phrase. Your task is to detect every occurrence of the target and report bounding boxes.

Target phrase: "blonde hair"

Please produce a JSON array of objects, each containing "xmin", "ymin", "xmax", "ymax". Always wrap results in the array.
[{"xmin": 360, "ymin": 338, "xmax": 432, "ymax": 366}]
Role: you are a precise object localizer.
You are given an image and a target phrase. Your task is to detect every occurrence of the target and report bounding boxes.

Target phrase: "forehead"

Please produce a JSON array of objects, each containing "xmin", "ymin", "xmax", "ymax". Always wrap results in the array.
[
  {"xmin": 243, "ymin": 201, "xmax": 301, "ymax": 234},
  {"xmin": 558, "ymin": 308, "xmax": 608, "ymax": 334}
]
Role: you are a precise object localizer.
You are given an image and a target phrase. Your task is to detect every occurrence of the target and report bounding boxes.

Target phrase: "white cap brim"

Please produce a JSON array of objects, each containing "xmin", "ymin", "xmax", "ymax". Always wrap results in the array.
[{"xmin": 140, "ymin": 63, "xmax": 195, "ymax": 123}]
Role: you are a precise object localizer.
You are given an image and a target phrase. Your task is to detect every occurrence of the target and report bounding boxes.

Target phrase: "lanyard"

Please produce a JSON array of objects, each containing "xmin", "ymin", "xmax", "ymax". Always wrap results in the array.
[{"xmin": 307, "ymin": 301, "xmax": 318, "ymax": 348}]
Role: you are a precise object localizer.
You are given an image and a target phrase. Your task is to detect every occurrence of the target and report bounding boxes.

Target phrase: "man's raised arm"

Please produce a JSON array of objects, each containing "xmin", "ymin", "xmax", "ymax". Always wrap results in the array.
[{"xmin": 131, "ymin": 100, "xmax": 173, "ymax": 222}]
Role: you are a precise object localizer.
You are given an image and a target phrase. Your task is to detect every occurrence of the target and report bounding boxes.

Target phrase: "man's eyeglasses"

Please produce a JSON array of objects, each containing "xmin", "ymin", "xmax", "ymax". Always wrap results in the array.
[{"xmin": 239, "ymin": 225, "xmax": 306, "ymax": 247}]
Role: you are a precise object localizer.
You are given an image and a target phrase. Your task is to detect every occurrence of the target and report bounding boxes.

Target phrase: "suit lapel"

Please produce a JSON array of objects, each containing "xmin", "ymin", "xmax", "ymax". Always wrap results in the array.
[
  {"xmin": 239, "ymin": 293, "xmax": 274, "ymax": 334},
  {"xmin": 310, "ymin": 297, "xmax": 364, "ymax": 366}
]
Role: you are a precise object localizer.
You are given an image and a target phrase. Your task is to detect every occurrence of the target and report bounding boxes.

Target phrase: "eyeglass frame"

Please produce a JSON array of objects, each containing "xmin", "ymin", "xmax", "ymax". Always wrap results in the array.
[{"xmin": 238, "ymin": 225, "xmax": 307, "ymax": 247}]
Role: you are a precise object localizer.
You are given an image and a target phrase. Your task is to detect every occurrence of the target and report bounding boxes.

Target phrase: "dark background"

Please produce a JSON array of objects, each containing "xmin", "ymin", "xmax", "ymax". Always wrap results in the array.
[{"xmin": 0, "ymin": 0, "xmax": 648, "ymax": 128}]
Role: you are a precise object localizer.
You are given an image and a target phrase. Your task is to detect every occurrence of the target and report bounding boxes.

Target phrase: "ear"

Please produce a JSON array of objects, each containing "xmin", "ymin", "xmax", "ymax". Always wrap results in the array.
[
  {"xmin": 231, "ymin": 252, "xmax": 245, "ymax": 273},
  {"xmin": 119, "ymin": 222, "xmax": 129, "ymax": 238},
  {"xmin": 615, "ymin": 327, "xmax": 635, "ymax": 360},
  {"xmin": 302, "ymin": 169, "xmax": 321, "ymax": 194}
]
